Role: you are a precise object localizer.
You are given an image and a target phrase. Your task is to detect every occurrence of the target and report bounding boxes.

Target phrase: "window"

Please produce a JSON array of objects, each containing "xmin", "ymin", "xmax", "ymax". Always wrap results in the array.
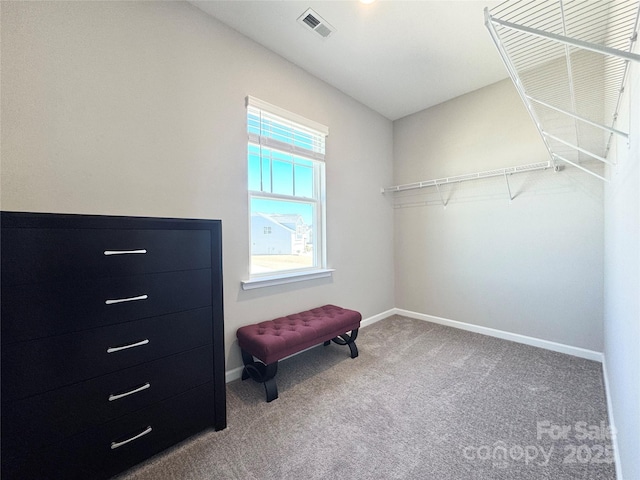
[{"xmin": 243, "ymin": 96, "xmax": 330, "ymax": 289}]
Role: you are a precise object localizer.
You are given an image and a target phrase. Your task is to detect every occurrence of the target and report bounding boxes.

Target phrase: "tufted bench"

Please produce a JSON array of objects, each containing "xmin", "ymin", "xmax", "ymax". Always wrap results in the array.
[{"xmin": 236, "ymin": 305, "xmax": 362, "ymax": 402}]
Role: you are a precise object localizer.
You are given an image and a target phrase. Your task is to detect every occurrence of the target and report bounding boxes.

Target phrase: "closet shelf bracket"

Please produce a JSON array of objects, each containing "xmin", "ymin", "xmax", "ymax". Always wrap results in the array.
[{"xmin": 504, "ymin": 171, "xmax": 513, "ymax": 202}]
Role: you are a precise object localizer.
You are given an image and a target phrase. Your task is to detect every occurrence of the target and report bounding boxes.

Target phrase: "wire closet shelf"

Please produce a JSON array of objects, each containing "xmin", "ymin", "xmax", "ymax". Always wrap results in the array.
[
  {"xmin": 381, "ymin": 160, "xmax": 550, "ymax": 199},
  {"xmin": 383, "ymin": 0, "xmax": 640, "ymax": 196},
  {"xmin": 485, "ymin": 0, "xmax": 640, "ymax": 182}
]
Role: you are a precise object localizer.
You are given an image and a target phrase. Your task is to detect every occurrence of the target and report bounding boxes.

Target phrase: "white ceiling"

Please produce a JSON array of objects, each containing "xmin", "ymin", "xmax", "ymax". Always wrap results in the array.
[{"xmin": 191, "ymin": 0, "xmax": 509, "ymax": 120}]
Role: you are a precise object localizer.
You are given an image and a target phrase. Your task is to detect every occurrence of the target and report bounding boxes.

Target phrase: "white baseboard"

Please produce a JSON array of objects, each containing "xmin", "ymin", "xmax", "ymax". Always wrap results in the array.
[
  {"xmin": 226, "ymin": 307, "xmax": 604, "ymax": 382},
  {"xmin": 226, "ymin": 365, "xmax": 245, "ymax": 384},
  {"xmin": 394, "ymin": 308, "xmax": 604, "ymax": 362},
  {"xmin": 601, "ymin": 357, "xmax": 623, "ymax": 480},
  {"xmin": 361, "ymin": 308, "xmax": 396, "ymax": 328}
]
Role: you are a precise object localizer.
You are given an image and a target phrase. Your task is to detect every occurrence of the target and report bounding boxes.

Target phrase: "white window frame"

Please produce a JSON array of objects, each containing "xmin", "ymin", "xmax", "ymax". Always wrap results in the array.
[{"xmin": 241, "ymin": 96, "xmax": 333, "ymax": 290}]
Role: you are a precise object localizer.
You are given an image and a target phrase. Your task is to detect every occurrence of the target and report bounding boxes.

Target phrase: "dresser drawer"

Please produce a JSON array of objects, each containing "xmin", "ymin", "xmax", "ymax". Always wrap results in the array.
[
  {"xmin": 2, "ymin": 345, "xmax": 214, "ymax": 458},
  {"xmin": 1, "ymin": 227, "xmax": 211, "ymax": 286},
  {"xmin": 2, "ymin": 269, "xmax": 212, "ymax": 343},
  {"xmin": 1, "ymin": 383, "xmax": 215, "ymax": 480},
  {"xmin": 2, "ymin": 306, "xmax": 213, "ymax": 400}
]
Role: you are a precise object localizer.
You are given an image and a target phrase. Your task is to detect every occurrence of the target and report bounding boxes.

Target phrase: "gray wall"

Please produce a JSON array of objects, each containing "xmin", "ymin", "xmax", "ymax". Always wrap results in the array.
[
  {"xmin": 4, "ymin": 2, "xmax": 638, "ymax": 476},
  {"xmin": 0, "ymin": 1, "xmax": 395, "ymax": 371},
  {"xmin": 392, "ymin": 79, "xmax": 605, "ymax": 352},
  {"xmin": 603, "ymin": 43, "xmax": 640, "ymax": 480}
]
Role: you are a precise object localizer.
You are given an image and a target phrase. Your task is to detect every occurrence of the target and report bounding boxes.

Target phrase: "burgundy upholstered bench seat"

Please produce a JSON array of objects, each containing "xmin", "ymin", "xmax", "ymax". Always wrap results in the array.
[{"xmin": 236, "ymin": 304, "xmax": 362, "ymax": 402}]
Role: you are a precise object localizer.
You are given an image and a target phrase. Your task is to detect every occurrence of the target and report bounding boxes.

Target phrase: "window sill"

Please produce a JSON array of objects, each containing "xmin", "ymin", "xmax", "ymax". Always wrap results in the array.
[{"xmin": 241, "ymin": 269, "xmax": 334, "ymax": 290}]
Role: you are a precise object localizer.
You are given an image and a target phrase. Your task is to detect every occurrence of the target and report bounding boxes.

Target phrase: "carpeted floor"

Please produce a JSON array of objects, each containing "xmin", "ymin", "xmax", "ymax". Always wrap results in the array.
[{"xmin": 117, "ymin": 315, "xmax": 615, "ymax": 480}]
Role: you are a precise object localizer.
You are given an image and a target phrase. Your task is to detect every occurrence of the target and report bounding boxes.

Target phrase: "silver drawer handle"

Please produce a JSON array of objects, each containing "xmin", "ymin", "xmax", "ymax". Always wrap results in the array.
[
  {"xmin": 111, "ymin": 426, "xmax": 152, "ymax": 450},
  {"xmin": 107, "ymin": 339, "xmax": 149, "ymax": 354},
  {"xmin": 103, "ymin": 249, "xmax": 147, "ymax": 256},
  {"xmin": 108, "ymin": 383, "xmax": 151, "ymax": 402},
  {"xmin": 105, "ymin": 294, "xmax": 148, "ymax": 305}
]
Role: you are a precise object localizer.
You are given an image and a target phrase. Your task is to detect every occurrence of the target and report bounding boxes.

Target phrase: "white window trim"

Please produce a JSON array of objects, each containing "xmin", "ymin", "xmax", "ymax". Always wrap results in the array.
[
  {"xmin": 246, "ymin": 96, "xmax": 329, "ymax": 137},
  {"xmin": 243, "ymin": 96, "xmax": 331, "ymax": 289},
  {"xmin": 241, "ymin": 268, "xmax": 335, "ymax": 290}
]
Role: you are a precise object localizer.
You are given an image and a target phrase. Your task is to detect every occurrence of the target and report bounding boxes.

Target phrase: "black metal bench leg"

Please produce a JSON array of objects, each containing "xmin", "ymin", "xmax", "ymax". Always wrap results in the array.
[
  {"xmin": 241, "ymin": 326, "xmax": 359, "ymax": 402},
  {"xmin": 330, "ymin": 328, "xmax": 359, "ymax": 358},
  {"xmin": 241, "ymin": 349, "xmax": 253, "ymax": 381},
  {"xmin": 347, "ymin": 338, "xmax": 359, "ymax": 358},
  {"xmin": 240, "ymin": 349, "xmax": 279, "ymax": 402},
  {"xmin": 263, "ymin": 363, "xmax": 278, "ymax": 402}
]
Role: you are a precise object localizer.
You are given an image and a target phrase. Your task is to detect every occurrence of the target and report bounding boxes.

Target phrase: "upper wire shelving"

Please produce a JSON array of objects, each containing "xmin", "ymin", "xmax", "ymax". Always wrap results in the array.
[
  {"xmin": 484, "ymin": 0, "xmax": 640, "ymax": 182},
  {"xmin": 383, "ymin": 1, "xmax": 639, "ymax": 200}
]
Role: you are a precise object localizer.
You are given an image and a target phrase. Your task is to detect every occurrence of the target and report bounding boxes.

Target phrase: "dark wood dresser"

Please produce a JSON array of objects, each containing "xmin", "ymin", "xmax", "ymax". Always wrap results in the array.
[{"xmin": 1, "ymin": 212, "xmax": 226, "ymax": 479}]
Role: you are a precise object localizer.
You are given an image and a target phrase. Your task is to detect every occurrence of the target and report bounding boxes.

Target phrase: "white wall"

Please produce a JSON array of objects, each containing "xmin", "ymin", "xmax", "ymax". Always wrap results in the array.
[
  {"xmin": 603, "ymin": 43, "xmax": 640, "ymax": 480},
  {"xmin": 0, "ymin": 1, "xmax": 395, "ymax": 370},
  {"xmin": 393, "ymin": 79, "xmax": 605, "ymax": 352}
]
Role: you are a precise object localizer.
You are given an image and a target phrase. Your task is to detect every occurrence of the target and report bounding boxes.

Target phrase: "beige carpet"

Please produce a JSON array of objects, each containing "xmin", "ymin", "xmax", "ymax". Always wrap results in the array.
[{"xmin": 117, "ymin": 315, "xmax": 615, "ymax": 480}]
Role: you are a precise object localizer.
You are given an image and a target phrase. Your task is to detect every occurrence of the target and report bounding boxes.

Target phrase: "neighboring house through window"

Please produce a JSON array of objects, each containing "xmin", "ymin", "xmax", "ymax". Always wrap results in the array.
[{"xmin": 245, "ymin": 96, "xmax": 328, "ymax": 282}]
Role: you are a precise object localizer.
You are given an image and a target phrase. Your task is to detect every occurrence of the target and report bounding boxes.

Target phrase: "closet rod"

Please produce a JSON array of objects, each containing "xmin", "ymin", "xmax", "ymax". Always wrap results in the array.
[
  {"xmin": 553, "ymin": 154, "xmax": 608, "ymax": 182},
  {"xmin": 381, "ymin": 161, "xmax": 551, "ymax": 194},
  {"xmin": 526, "ymin": 96, "xmax": 629, "ymax": 138},
  {"xmin": 542, "ymin": 131, "xmax": 614, "ymax": 166}
]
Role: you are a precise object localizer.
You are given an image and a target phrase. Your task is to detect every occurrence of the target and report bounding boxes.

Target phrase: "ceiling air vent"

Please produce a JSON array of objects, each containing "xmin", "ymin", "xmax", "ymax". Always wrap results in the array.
[{"xmin": 297, "ymin": 8, "xmax": 335, "ymax": 38}]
